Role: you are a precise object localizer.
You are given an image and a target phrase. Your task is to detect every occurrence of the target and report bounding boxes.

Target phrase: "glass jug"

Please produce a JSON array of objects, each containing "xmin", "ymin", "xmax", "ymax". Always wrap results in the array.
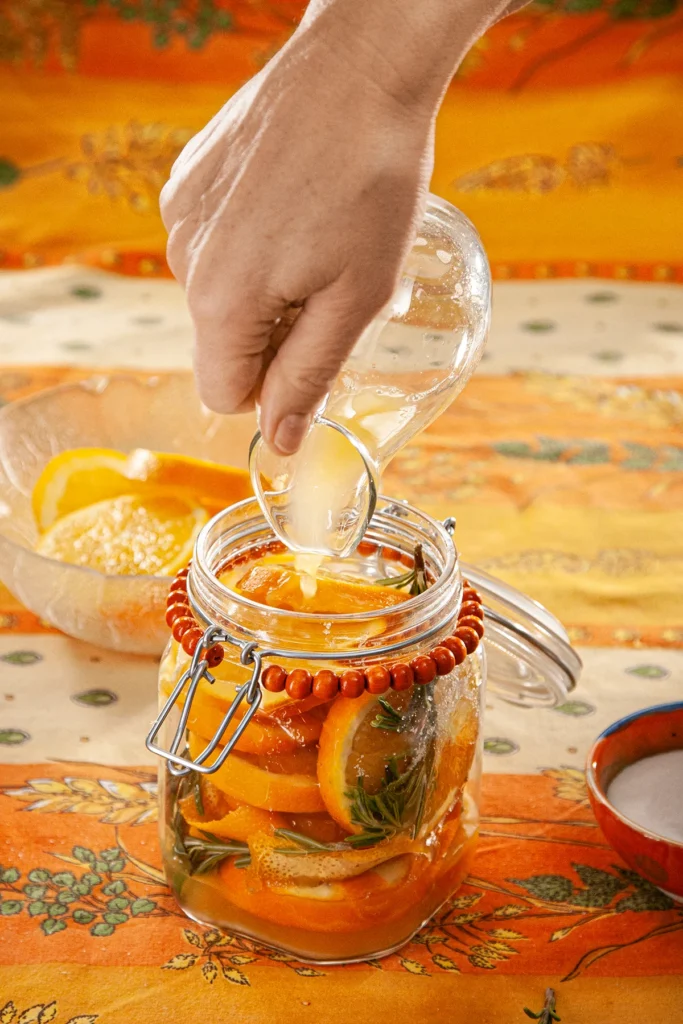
[
  {"xmin": 147, "ymin": 498, "xmax": 580, "ymax": 963},
  {"xmin": 249, "ymin": 194, "xmax": 491, "ymax": 557}
]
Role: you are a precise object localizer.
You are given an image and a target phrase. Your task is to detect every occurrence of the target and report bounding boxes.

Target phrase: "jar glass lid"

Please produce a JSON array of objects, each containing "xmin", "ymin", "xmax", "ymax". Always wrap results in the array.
[{"xmin": 463, "ymin": 562, "xmax": 581, "ymax": 708}]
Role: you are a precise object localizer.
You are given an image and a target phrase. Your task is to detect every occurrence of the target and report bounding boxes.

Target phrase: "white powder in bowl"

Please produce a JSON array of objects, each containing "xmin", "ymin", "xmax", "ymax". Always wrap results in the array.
[{"xmin": 607, "ymin": 750, "xmax": 683, "ymax": 844}]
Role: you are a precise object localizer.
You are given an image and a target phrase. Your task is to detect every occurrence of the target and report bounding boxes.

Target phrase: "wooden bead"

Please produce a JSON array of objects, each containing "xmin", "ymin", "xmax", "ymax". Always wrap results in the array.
[
  {"xmin": 455, "ymin": 626, "xmax": 480, "ymax": 654},
  {"xmin": 431, "ymin": 645, "xmax": 456, "ymax": 676},
  {"xmin": 340, "ymin": 670, "xmax": 365, "ymax": 699},
  {"xmin": 365, "ymin": 666, "xmax": 391, "ymax": 694},
  {"xmin": 286, "ymin": 669, "xmax": 313, "ymax": 700},
  {"xmin": 206, "ymin": 644, "xmax": 224, "ymax": 668},
  {"xmin": 176, "ymin": 566, "xmax": 190, "ymax": 580},
  {"xmin": 169, "ymin": 578, "xmax": 187, "ymax": 596},
  {"xmin": 381, "ymin": 546, "xmax": 402, "ymax": 562},
  {"xmin": 390, "ymin": 663, "xmax": 414, "ymax": 691},
  {"xmin": 462, "ymin": 588, "xmax": 480, "ymax": 605},
  {"xmin": 313, "ymin": 670, "xmax": 340, "ymax": 700},
  {"xmin": 441, "ymin": 636, "xmax": 468, "ymax": 665},
  {"xmin": 460, "ymin": 601, "xmax": 483, "ymax": 619},
  {"xmin": 166, "ymin": 591, "xmax": 189, "ymax": 610},
  {"xmin": 357, "ymin": 540, "xmax": 377, "ymax": 556},
  {"xmin": 459, "ymin": 615, "xmax": 484, "ymax": 639},
  {"xmin": 410, "ymin": 655, "xmax": 437, "ymax": 685},
  {"xmin": 165, "ymin": 603, "xmax": 189, "ymax": 628},
  {"xmin": 262, "ymin": 665, "xmax": 287, "ymax": 693},
  {"xmin": 182, "ymin": 627, "xmax": 204, "ymax": 655},
  {"xmin": 172, "ymin": 616, "xmax": 194, "ymax": 641}
]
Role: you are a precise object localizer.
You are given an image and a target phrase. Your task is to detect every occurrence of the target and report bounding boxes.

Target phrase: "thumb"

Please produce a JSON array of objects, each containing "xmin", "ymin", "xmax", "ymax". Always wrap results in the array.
[{"xmin": 258, "ymin": 278, "xmax": 395, "ymax": 455}]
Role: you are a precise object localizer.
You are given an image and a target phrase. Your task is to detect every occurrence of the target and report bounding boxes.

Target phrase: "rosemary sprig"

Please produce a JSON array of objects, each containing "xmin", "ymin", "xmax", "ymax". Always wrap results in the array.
[
  {"xmin": 524, "ymin": 988, "xmax": 560, "ymax": 1022},
  {"xmin": 376, "ymin": 543, "xmax": 428, "ymax": 596},
  {"xmin": 344, "ymin": 755, "xmax": 428, "ymax": 848},
  {"xmin": 184, "ymin": 832, "xmax": 251, "ymax": 875},
  {"xmin": 371, "ymin": 696, "xmax": 404, "ymax": 732},
  {"xmin": 272, "ymin": 829, "xmax": 346, "ymax": 854}
]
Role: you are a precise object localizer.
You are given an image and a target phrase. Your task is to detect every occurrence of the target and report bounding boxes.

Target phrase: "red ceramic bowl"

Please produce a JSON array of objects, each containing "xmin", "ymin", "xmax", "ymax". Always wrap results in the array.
[{"xmin": 587, "ymin": 702, "xmax": 683, "ymax": 901}]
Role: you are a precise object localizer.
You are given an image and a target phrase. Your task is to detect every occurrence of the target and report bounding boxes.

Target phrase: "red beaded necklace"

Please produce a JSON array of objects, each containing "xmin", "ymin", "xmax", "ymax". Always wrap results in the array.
[{"xmin": 165, "ymin": 540, "xmax": 484, "ymax": 700}]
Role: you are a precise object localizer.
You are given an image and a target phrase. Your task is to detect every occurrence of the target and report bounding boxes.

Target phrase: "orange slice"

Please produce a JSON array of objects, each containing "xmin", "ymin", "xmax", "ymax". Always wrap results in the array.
[
  {"xmin": 188, "ymin": 731, "xmax": 325, "ymax": 813},
  {"xmin": 231, "ymin": 563, "xmax": 409, "ymax": 614},
  {"xmin": 32, "ymin": 446, "xmax": 251, "ymax": 530},
  {"xmin": 316, "ymin": 691, "xmax": 414, "ymax": 832},
  {"xmin": 424, "ymin": 699, "xmax": 478, "ymax": 831},
  {"xmin": 162, "ymin": 678, "xmax": 320, "ymax": 757},
  {"xmin": 219, "ymin": 852, "xmax": 432, "ymax": 933},
  {"xmin": 179, "ymin": 794, "xmax": 286, "ymax": 842},
  {"xmin": 35, "ymin": 493, "xmax": 206, "ymax": 576},
  {"xmin": 169, "ymin": 640, "xmax": 328, "ymax": 718},
  {"xmin": 248, "ymin": 831, "xmax": 416, "ymax": 885}
]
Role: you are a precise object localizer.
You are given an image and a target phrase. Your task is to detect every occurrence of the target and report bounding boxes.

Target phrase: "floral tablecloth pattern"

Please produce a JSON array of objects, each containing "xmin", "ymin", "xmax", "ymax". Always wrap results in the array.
[
  {"xmin": 1, "ymin": 0, "xmax": 683, "ymax": 1016},
  {"xmin": 0, "ymin": 329, "xmax": 681, "ymax": 1020}
]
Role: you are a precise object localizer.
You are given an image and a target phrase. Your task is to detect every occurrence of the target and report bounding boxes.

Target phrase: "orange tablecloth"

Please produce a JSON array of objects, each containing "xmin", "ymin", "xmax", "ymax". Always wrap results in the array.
[
  {"xmin": 1, "ymin": 2, "xmax": 682, "ymax": 1020},
  {"xmin": 0, "ymin": 362, "xmax": 682, "ymax": 1022}
]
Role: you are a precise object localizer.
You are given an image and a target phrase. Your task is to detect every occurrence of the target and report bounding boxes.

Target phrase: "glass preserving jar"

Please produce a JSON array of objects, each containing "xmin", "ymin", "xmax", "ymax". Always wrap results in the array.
[{"xmin": 148, "ymin": 498, "xmax": 580, "ymax": 964}]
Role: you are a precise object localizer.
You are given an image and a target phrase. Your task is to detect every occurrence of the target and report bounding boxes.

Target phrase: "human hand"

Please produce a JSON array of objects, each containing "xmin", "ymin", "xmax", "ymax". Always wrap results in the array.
[{"xmin": 161, "ymin": 0, "xmax": 519, "ymax": 455}]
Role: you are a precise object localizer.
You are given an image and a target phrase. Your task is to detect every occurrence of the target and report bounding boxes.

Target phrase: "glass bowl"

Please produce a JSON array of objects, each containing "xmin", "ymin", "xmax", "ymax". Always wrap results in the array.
[{"xmin": 0, "ymin": 373, "xmax": 256, "ymax": 655}]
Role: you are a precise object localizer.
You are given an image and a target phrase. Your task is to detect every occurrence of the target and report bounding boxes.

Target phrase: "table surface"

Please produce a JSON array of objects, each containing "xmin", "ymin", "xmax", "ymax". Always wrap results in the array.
[{"xmin": 0, "ymin": 269, "xmax": 681, "ymax": 1024}]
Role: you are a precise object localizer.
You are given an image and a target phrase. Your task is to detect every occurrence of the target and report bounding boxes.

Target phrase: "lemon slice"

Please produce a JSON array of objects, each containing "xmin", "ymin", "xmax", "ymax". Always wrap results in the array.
[{"xmin": 35, "ymin": 493, "xmax": 206, "ymax": 576}]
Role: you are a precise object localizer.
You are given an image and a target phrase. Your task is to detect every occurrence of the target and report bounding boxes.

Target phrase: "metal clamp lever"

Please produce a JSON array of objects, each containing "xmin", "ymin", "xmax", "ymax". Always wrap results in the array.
[{"xmin": 145, "ymin": 625, "xmax": 264, "ymax": 778}]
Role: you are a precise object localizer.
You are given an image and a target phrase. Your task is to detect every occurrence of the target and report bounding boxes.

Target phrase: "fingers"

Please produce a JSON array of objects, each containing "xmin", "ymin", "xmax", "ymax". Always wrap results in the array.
[
  {"xmin": 192, "ymin": 302, "xmax": 277, "ymax": 415},
  {"xmin": 258, "ymin": 274, "xmax": 396, "ymax": 455}
]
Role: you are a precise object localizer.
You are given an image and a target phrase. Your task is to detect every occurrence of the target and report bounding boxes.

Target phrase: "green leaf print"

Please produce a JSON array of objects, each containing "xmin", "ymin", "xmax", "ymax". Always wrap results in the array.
[
  {"xmin": 0, "ymin": 900, "xmax": 23, "ymax": 915},
  {"xmin": 510, "ymin": 875, "xmax": 575, "ymax": 902},
  {"xmin": 0, "ymin": 650, "xmax": 41, "ymax": 666},
  {"xmin": 71, "ymin": 689, "xmax": 118, "ymax": 707},
  {"xmin": 626, "ymin": 664, "xmax": 669, "ymax": 679},
  {"xmin": 73, "ymin": 848, "xmax": 96, "ymax": 864},
  {"xmin": 41, "ymin": 918, "xmax": 67, "ymax": 936},
  {"xmin": 52, "ymin": 872, "xmax": 76, "ymax": 887},
  {"xmin": 90, "ymin": 922, "xmax": 115, "ymax": 937},
  {"xmin": 130, "ymin": 898, "xmax": 156, "ymax": 916},
  {"xmin": 0, "ymin": 729, "xmax": 29, "ymax": 746},
  {"xmin": 73, "ymin": 910, "xmax": 95, "ymax": 924}
]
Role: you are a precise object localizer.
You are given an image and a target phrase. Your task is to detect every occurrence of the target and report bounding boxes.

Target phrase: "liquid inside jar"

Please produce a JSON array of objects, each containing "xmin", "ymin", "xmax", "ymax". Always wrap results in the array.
[{"xmin": 158, "ymin": 540, "xmax": 483, "ymax": 963}]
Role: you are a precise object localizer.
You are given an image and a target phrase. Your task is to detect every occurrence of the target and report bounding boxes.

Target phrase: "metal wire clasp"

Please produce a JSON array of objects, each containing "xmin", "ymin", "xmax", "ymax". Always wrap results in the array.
[{"xmin": 145, "ymin": 626, "xmax": 263, "ymax": 778}]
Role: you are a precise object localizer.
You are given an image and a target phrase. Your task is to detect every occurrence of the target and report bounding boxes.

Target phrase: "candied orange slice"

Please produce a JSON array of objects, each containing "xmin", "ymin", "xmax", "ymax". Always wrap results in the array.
[
  {"xmin": 316, "ymin": 690, "xmax": 413, "ymax": 831},
  {"xmin": 231, "ymin": 564, "xmax": 409, "ymax": 614},
  {"xmin": 248, "ymin": 831, "xmax": 416, "ymax": 885},
  {"xmin": 424, "ymin": 699, "xmax": 478, "ymax": 831},
  {"xmin": 179, "ymin": 795, "xmax": 286, "ymax": 842},
  {"xmin": 36, "ymin": 493, "xmax": 206, "ymax": 576},
  {"xmin": 169, "ymin": 640, "xmax": 328, "ymax": 718},
  {"xmin": 163, "ymin": 681, "xmax": 315, "ymax": 757},
  {"xmin": 32, "ymin": 446, "xmax": 251, "ymax": 530},
  {"xmin": 219, "ymin": 852, "xmax": 432, "ymax": 933},
  {"xmin": 188, "ymin": 732, "xmax": 325, "ymax": 813}
]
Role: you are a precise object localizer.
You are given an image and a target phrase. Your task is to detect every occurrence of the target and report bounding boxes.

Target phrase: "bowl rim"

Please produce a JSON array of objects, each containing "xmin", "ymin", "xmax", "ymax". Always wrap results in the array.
[
  {"xmin": 0, "ymin": 373, "xmax": 194, "ymax": 585},
  {"xmin": 586, "ymin": 700, "xmax": 683, "ymax": 850}
]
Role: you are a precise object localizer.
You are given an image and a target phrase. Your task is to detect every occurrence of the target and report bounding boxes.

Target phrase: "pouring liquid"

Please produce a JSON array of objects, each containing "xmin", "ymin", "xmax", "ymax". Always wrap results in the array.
[{"xmin": 252, "ymin": 199, "xmax": 491, "ymax": 575}]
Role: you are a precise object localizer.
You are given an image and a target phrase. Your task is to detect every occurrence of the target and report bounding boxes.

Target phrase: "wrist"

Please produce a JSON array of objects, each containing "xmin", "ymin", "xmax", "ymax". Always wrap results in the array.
[{"xmin": 299, "ymin": 0, "xmax": 510, "ymax": 111}]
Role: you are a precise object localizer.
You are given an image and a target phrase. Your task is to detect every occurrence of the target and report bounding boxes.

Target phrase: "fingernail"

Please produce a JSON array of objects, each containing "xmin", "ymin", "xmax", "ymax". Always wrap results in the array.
[{"xmin": 273, "ymin": 413, "xmax": 310, "ymax": 455}]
